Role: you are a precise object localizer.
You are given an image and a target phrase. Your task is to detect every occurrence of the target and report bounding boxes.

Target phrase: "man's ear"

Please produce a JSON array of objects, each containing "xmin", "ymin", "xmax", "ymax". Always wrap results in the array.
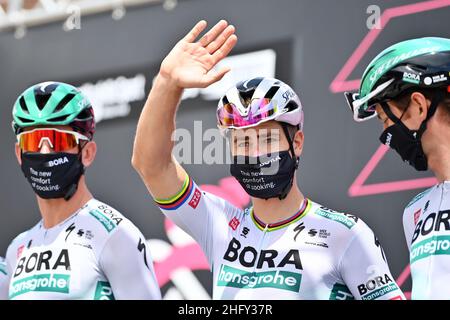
[
  {"xmin": 293, "ymin": 130, "xmax": 304, "ymax": 158},
  {"xmin": 409, "ymin": 91, "xmax": 430, "ymax": 121},
  {"xmin": 15, "ymin": 143, "xmax": 22, "ymax": 165},
  {"xmin": 81, "ymin": 141, "xmax": 97, "ymax": 167}
]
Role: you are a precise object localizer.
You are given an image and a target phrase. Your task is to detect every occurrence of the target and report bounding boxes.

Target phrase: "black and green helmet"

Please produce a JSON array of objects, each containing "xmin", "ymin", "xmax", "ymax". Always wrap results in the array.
[
  {"xmin": 345, "ymin": 37, "xmax": 450, "ymax": 122},
  {"xmin": 12, "ymin": 81, "xmax": 95, "ymax": 139}
]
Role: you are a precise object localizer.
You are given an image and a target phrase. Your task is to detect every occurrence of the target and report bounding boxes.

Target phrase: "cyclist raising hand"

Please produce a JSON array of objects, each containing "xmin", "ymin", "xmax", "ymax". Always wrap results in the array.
[{"xmin": 132, "ymin": 20, "xmax": 404, "ymax": 300}]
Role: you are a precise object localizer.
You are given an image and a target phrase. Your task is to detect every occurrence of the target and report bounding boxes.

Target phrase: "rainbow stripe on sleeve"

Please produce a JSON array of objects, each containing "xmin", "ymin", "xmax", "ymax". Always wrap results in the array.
[{"xmin": 154, "ymin": 174, "xmax": 194, "ymax": 210}]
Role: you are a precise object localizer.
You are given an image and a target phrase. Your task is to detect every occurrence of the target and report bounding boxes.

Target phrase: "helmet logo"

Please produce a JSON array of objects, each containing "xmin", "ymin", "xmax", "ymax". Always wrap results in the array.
[
  {"xmin": 78, "ymin": 98, "xmax": 89, "ymax": 109},
  {"xmin": 432, "ymin": 74, "xmax": 447, "ymax": 84},
  {"xmin": 369, "ymin": 46, "xmax": 441, "ymax": 85},
  {"xmin": 423, "ymin": 74, "xmax": 448, "ymax": 86},
  {"xmin": 282, "ymin": 90, "xmax": 295, "ymax": 103},
  {"xmin": 402, "ymin": 72, "xmax": 420, "ymax": 84}
]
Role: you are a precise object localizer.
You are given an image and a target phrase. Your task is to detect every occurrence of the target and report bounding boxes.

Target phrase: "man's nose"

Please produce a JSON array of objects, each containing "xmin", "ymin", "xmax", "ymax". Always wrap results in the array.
[
  {"xmin": 249, "ymin": 144, "xmax": 271, "ymax": 157},
  {"xmin": 39, "ymin": 140, "xmax": 53, "ymax": 154},
  {"xmin": 248, "ymin": 144, "xmax": 260, "ymax": 157}
]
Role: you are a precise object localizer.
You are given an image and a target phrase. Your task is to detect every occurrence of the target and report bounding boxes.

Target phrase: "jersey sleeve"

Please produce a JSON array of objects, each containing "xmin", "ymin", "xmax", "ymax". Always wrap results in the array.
[
  {"xmin": 2, "ymin": 234, "xmax": 23, "ymax": 300},
  {"xmin": 99, "ymin": 221, "xmax": 161, "ymax": 300},
  {"xmin": 403, "ymin": 209, "xmax": 414, "ymax": 251},
  {"xmin": 402, "ymin": 188, "xmax": 433, "ymax": 251},
  {"xmin": 338, "ymin": 221, "xmax": 405, "ymax": 300},
  {"xmin": 0, "ymin": 257, "xmax": 8, "ymax": 300},
  {"xmin": 154, "ymin": 173, "xmax": 237, "ymax": 266}
]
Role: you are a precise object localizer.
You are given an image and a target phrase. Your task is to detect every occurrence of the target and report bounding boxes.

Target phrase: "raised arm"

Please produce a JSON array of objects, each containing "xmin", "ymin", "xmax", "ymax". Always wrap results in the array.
[{"xmin": 132, "ymin": 20, "xmax": 237, "ymax": 199}]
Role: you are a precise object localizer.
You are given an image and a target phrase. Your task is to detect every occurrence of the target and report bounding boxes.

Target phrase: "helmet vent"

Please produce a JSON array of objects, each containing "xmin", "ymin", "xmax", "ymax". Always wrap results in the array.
[
  {"xmin": 264, "ymin": 86, "xmax": 279, "ymax": 100},
  {"xmin": 285, "ymin": 101, "xmax": 298, "ymax": 112},
  {"xmin": 34, "ymin": 93, "xmax": 52, "ymax": 111},
  {"xmin": 17, "ymin": 116, "xmax": 33, "ymax": 124},
  {"xmin": 75, "ymin": 108, "xmax": 94, "ymax": 121},
  {"xmin": 19, "ymin": 97, "xmax": 29, "ymax": 114},
  {"xmin": 47, "ymin": 115, "xmax": 69, "ymax": 123},
  {"xmin": 238, "ymin": 90, "xmax": 254, "ymax": 109},
  {"xmin": 54, "ymin": 93, "xmax": 75, "ymax": 112}
]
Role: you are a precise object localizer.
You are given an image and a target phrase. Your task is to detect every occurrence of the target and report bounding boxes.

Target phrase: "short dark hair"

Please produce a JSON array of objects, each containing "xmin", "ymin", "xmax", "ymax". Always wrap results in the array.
[
  {"xmin": 393, "ymin": 87, "xmax": 450, "ymax": 120},
  {"xmin": 280, "ymin": 123, "xmax": 300, "ymax": 141}
]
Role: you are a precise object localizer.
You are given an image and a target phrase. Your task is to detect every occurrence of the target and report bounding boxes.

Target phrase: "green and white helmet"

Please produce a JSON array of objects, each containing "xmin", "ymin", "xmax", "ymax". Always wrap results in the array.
[
  {"xmin": 345, "ymin": 37, "xmax": 450, "ymax": 122},
  {"xmin": 12, "ymin": 81, "xmax": 95, "ymax": 139}
]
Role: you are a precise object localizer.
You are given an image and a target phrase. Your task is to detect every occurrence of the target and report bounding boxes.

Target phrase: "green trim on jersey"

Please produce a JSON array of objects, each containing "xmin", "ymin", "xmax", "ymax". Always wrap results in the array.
[
  {"xmin": 89, "ymin": 209, "xmax": 117, "ymax": 233},
  {"xmin": 94, "ymin": 281, "xmax": 115, "ymax": 300},
  {"xmin": 314, "ymin": 208, "xmax": 357, "ymax": 229},
  {"xmin": 329, "ymin": 283, "xmax": 354, "ymax": 300},
  {"xmin": 405, "ymin": 187, "xmax": 433, "ymax": 209},
  {"xmin": 0, "ymin": 263, "xmax": 6, "ymax": 275}
]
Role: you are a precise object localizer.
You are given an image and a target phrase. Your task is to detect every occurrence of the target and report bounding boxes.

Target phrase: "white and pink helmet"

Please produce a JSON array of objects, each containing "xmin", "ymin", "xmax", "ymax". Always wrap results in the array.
[{"xmin": 217, "ymin": 77, "xmax": 304, "ymax": 132}]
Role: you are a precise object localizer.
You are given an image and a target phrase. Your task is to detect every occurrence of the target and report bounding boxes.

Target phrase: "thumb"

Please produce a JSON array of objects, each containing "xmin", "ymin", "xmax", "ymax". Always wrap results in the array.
[{"xmin": 200, "ymin": 67, "xmax": 231, "ymax": 88}]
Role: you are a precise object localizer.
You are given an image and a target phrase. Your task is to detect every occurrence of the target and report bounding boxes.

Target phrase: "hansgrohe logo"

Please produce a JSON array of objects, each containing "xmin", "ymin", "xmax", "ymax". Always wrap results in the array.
[
  {"xmin": 89, "ymin": 209, "xmax": 116, "ymax": 233},
  {"xmin": 361, "ymin": 283, "xmax": 398, "ymax": 300},
  {"xmin": 217, "ymin": 264, "xmax": 301, "ymax": 292},
  {"xmin": 9, "ymin": 274, "xmax": 70, "ymax": 299},
  {"xmin": 315, "ymin": 209, "xmax": 356, "ymax": 229},
  {"xmin": 410, "ymin": 235, "xmax": 450, "ymax": 264}
]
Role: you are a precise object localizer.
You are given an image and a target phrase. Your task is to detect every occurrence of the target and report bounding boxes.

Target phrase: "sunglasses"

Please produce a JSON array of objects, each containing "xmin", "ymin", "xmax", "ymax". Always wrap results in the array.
[
  {"xmin": 218, "ymin": 98, "xmax": 280, "ymax": 129},
  {"xmin": 17, "ymin": 128, "xmax": 89, "ymax": 152},
  {"xmin": 344, "ymin": 78, "xmax": 395, "ymax": 122}
]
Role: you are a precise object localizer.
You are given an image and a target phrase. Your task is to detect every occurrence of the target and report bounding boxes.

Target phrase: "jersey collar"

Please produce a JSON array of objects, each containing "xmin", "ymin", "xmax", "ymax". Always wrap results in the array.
[{"xmin": 251, "ymin": 198, "xmax": 311, "ymax": 232}]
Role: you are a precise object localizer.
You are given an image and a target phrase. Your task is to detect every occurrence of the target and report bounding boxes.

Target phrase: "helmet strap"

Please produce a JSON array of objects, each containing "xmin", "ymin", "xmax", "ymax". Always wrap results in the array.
[
  {"xmin": 381, "ymin": 90, "xmax": 445, "ymax": 139},
  {"xmin": 273, "ymin": 123, "xmax": 299, "ymax": 201},
  {"xmin": 280, "ymin": 123, "xmax": 300, "ymax": 169},
  {"xmin": 64, "ymin": 147, "xmax": 85, "ymax": 201}
]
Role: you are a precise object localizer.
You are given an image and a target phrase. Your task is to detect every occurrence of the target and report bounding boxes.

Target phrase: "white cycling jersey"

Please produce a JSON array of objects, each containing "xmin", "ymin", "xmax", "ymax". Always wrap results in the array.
[
  {"xmin": 0, "ymin": 257, "xmax": 7, "ymax": 300},
  {"xmin": 403, "ymin": 180, "xmax": 450, "ymax": 299},
  {"xmin": 4, "ymin": 198, "xmax": 161, "ymax": 300},
  {"xmin": 155, "ymin": 174, "xmax": 405, "ymax": 300}
]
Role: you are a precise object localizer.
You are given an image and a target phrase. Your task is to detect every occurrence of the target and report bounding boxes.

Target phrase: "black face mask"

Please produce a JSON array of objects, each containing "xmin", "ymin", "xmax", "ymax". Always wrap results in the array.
[
  {"xmin": 378, "ymin": 91, "xmax": 444, "ymax": 171},
  {"xmin": 379, "ymin": 116, "xmax": 428, "ymax": 171},
  {"xmin": 230, "ymin": 150, "xmax": 298, "ymax": 200},
  {"xmin": 20, "ymin": 152, "xmax": 85, "ymax": 200}
]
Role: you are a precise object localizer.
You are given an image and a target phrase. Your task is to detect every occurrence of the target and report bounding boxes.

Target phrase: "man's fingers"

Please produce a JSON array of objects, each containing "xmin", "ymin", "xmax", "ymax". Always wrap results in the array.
[
  {"xmin": 183, "ymin": 20, "xmax": 207, "ymax": 43},
  {"xmin": 197, "ymin": 20, "xmax": 228, "ymax": 47},
  {"xmin": 201, "ymin": 67, "xmax": 231, "ymax": 87},
  {"xmin": 206, "ymin": 25, "xmax": 236, "ymax": 54},
  {"xmin": 212, "ymin": 34, "xmax": 238, "ymax": 63}
]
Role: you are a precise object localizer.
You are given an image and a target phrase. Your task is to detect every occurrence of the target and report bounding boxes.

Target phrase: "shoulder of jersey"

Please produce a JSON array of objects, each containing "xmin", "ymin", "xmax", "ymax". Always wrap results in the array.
[
  {"xmin": 6, "ymin": 221, "xmax": 41, "ymax": 254},
  {"xmin": 405, "ymin": 187, "xmax": 434, "ymax": 210},
  {"xmin": 309, "ymin": 201, "xmax": 363, "ymax": 233},
  {"xmin": 78, "ymin": 198, "xmax": 130, "ymax": 236}
]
